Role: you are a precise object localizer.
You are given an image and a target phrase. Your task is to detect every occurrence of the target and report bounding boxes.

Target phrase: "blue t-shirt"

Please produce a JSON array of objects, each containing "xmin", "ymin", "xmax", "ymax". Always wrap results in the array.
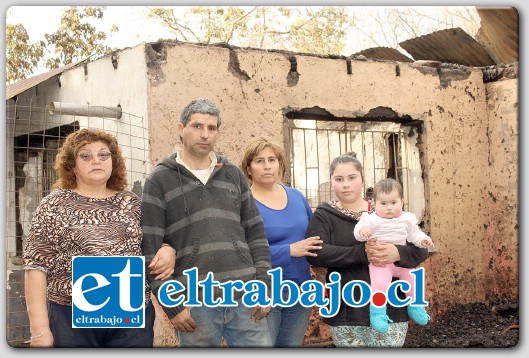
[{"xmin": 254, "ymin": 185, "xmax": 313, "ymax": 286}]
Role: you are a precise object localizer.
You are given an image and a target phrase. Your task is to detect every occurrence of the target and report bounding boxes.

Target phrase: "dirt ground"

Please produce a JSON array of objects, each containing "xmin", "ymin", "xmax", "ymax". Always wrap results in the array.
[
  {"xmin": 303, "ymin": 299, "xmax": 519, "ymax": 348},
  {"xmin": 403, "ymin": 299, "xmax": 519, "ymax": 348}
]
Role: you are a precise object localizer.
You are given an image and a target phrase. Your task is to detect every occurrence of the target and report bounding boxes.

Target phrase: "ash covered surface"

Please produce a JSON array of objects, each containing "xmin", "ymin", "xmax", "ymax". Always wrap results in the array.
[{"xmin": 403, "ymin": 300, "xmax": 519, "ymax": 348}]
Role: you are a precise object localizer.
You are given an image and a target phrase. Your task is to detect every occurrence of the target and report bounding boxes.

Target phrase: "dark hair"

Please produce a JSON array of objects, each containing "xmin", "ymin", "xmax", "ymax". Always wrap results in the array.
[
  {"xmin": 180, "ymin": 98, "xmax": 222, "ymax": 128},
  {"xmin": 241, "ymin": 137, "xmax": 286, "ymax": 184},
  {"xmin": 329, "ymin": 151, "xmax": 364, "ymax": 179},
  {"xmin": 52, "ymin": 128, "xmax": 127, "ymax": 191},
  {"xmin": 373, "ymin": 178, "xmax": 403, "ymax": 201}
]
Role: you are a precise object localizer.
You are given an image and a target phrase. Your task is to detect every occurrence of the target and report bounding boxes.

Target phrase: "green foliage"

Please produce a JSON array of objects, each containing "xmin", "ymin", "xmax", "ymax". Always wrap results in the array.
[
  {"xmin": 148, "ymin": 6, "xmax": 257, "ymax": 44},
  {"xmin": 6, "ymin": 6, "xmax": 112, "ymax": 82},
  {"xmin": 280, "ymin": 7, "xmax": 353, "ymax": 54},
  {"xmin": 44, "ymin": 6, "xmax": 111, "ymax": 69},
  {"xmin": 147, "ymin": 6, "xmax": 480, "ymax": 57},
  {"xmin": 147, "ymin": 6, "xmax": 355, "ymax": 55},
  {"xmin": 5, "ymin": 24, "xmax": 45, "ymax": 83}
]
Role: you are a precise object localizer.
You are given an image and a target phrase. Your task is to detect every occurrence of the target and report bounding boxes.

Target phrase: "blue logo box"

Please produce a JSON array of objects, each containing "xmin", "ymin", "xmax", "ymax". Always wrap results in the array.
[{"xmin": 72, "ymin": 256, "xmax": 145, "ymax": 328}]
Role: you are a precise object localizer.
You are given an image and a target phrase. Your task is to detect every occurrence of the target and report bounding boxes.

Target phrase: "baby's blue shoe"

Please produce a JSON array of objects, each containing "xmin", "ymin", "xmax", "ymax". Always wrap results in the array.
[
  {"xmin": 370, "ymin": 305, "xmax": 391, "ymax": 334},
  {"xmin": 407, "ymin": 305, "xmax": 430, "ymax": 325}
]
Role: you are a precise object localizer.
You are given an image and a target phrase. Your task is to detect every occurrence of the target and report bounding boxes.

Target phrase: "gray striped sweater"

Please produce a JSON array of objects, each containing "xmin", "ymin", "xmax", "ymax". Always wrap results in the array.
[{"xmin": 140, "ymin": 152, "xmax": 271, "ymax": 318}]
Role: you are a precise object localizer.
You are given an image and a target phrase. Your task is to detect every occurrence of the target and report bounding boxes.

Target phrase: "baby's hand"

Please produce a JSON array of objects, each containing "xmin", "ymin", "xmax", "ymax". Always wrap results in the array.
[
  {"xmin": 359, "ymin": 228, "xmax": 373, "ymax": 241},
  {"xmin": 421, "ymin": 238, "xmax": 434, "ymax": 248}
]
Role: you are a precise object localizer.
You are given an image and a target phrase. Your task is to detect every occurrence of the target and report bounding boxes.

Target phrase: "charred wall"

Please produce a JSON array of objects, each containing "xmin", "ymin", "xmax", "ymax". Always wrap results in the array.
[{"xmin": 145, "ymin": 41, "xmax": 518, "ymax": 344}]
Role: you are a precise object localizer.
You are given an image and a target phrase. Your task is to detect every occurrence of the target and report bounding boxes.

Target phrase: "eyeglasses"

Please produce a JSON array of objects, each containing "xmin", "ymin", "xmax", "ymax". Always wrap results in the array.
[{"xmin": 77, "ymin": 151, "xmax": 112, "ymax": 162}]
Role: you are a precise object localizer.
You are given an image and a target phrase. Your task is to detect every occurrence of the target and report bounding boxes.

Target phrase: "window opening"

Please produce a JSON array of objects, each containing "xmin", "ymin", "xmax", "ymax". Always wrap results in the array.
[{"xmin": 288, "ymin": 119, "xmax": 425, "ymax": 221}]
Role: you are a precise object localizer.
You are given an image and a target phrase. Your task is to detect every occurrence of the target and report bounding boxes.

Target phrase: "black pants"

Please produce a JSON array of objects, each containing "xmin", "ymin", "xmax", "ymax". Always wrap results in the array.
[{"xmin": 48, "ymin": 300, "xmax": 155, "ymax": 348}]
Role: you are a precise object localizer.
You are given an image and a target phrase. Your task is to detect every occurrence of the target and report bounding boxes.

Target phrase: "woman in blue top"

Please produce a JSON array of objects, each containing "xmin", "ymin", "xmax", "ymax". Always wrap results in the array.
[{"xmin": 241, "ymin": 137, "xmax": 323, "ymax": 347}]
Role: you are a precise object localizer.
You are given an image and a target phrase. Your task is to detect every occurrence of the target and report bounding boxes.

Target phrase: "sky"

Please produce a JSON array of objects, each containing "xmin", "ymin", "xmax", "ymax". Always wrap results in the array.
[
  {"xmin": 5, "ymin": 6, "xmax": 187, "ymax": 76},
  {"xmin": 6, "ymin": 6, "xmax": 177, "ymax": 50},
  {"xmin": 5, "ymin": 4, "xmax": 485, "ymax": 78},
  {"xmin": 6, "ymin": 5, "xmax": 482, "ymax": 48}
]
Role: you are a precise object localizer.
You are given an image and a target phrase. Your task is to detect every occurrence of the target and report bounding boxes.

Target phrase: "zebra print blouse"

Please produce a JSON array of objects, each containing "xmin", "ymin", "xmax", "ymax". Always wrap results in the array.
[{"xmin": 23, "ymin": 188, "xmax": 151, "ymax": 306}]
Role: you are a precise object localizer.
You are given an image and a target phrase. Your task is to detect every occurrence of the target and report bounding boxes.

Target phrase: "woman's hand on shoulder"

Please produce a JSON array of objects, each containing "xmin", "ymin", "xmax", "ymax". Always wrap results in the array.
[{"xmin": 290, "ymin": 236, "xmax": 323, "ymax": 258}]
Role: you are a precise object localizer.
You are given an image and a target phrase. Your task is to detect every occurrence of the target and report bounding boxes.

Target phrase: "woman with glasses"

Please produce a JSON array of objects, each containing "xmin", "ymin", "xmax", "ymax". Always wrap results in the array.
[{"xmin": 23, "ymin": 128, "xmax": 171, "ymax": 348}]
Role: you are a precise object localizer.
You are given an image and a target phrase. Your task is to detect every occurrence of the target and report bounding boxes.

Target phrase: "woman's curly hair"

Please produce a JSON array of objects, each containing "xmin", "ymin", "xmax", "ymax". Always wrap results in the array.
[{"xmin": 52, "ymin": 128, "xmax": 127, "ymax": 191}]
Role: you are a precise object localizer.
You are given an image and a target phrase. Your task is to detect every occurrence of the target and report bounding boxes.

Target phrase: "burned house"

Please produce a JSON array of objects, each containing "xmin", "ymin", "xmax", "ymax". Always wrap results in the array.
[{"xmin": 5, "ymin": 8, "xmax": 518, "ymax": 347}]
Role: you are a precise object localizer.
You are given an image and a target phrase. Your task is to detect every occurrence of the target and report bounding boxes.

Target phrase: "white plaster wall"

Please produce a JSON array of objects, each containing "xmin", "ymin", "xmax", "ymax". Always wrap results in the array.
[
  {"xmin": 5, "ymin": 45, "xmax": 151, "ymax": 264},
  {"xmin": 8, "ymin": 45, "xmax": 150, "ymax": 188}
]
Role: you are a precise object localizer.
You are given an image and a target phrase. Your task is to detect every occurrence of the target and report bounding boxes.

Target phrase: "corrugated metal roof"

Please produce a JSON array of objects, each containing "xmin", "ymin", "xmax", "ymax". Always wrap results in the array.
[
  {"xmin": 399, "ymin": 27, "xmax": 496, "ymax": 67},
  {"xmin": 475, "ymin": 7, "xmax": 518, "ymax": 65},
  {"xmin": 6, "ymin": 61, "xmax": 82, "ymax": 101},
  {"xmin": 352, "ymin": 47, "xmax": 413, "ymax": 62}
]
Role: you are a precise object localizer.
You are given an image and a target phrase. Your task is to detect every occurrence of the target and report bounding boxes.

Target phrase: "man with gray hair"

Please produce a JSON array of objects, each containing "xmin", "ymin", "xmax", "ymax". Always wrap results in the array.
[{"xmin": 141, "ymin": 98, "xmax": 273, "ymax": 347}]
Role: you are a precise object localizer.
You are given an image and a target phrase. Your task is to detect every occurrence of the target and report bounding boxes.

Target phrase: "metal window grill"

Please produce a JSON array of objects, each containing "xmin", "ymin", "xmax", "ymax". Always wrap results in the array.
[
  {"xmin": 288, "ymin": 119, "xmax": 421, "ymax": 212},
  {"xmin": 5, "ymin": 102, "xmax": 149, "ymax": 347}
]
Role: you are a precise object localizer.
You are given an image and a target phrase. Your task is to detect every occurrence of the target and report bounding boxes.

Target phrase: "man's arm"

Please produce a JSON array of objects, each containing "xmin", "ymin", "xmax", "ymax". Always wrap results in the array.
[{"xmin": 141, "ymin": 175, "xmax": 166, "ymax": 282}]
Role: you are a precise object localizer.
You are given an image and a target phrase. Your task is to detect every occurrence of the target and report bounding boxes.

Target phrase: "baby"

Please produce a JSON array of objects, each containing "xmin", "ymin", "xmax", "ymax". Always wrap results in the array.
[{"xmin": 354, "ymin": 178, "xmax": 434, "ymax": 334}]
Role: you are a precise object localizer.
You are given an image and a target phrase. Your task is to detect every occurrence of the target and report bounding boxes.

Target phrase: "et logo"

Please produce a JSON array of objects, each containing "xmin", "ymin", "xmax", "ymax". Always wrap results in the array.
[{"xmin": 72, "ymin": 256, "xmax": 145, "ymax": 328}]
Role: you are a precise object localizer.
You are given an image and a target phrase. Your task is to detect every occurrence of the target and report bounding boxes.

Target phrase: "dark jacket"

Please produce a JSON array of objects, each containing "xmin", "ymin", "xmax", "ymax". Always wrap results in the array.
[
  {"xmin": 141, "ymin": 152, "xmax": 271, "ymax": 318},
  {"xmin": 307, "ymin": 202, "xmax": 428, "ymax": 327}
]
